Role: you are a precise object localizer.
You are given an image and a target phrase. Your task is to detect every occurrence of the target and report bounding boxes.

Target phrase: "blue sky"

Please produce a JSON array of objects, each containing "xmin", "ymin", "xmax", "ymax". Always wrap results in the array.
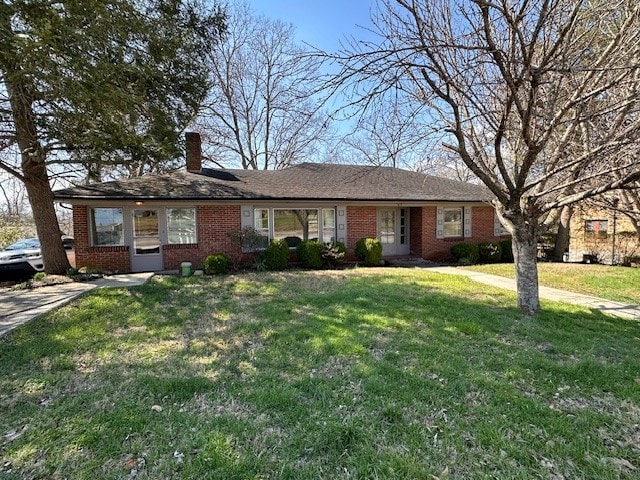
[{"xmin": 247, "ymin": 0, "xmax": 377, "ymax": 51}]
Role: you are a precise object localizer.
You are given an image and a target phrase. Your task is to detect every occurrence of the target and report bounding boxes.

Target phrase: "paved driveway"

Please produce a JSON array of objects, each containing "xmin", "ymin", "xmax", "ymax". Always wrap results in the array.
[{"xmin": 0, "ymin": 273, "xmax": 154, "ymax": 338}]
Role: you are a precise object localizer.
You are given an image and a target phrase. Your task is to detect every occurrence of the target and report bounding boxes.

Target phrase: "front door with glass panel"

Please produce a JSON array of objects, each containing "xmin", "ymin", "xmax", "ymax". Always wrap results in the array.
[
  {"xmin": 130, "ymin": 208, "xmax": 163, "ymax": 272},
  {"xmin": 378, "ymin": 208, "xmax": 410, "ymax": 256}
]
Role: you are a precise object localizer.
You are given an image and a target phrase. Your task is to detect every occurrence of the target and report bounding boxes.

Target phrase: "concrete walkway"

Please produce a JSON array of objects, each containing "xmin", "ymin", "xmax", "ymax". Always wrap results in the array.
[
  {"xmin": 428, "ymin": 266, "xmax": 640, "ymax": 320},
  {"xmin": 0, "ymin": 273, "xmax": 154, "ymax": 338}
]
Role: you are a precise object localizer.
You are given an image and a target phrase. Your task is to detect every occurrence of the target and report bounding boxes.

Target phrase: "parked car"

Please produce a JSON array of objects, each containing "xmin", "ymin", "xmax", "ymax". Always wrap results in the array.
[{"xmin": 0, "ymin": 237, "xmax": 74, "ymax": 280}]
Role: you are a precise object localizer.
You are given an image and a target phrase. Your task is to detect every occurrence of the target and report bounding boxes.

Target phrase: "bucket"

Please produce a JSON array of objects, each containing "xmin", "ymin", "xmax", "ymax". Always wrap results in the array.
[{"xmin": 181, "ymin": 262, "xmax": 192, "ymax": 277}]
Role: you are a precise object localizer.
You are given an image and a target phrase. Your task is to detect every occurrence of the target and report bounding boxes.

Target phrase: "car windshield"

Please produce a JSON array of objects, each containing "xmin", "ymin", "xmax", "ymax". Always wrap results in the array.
[{"xmin": 4, "ymin": 238, "xmax": 40, "ymax": 250}]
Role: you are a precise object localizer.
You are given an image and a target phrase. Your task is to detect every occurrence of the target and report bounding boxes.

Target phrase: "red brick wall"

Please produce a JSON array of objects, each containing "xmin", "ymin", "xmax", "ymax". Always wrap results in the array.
[
  {"xmin": 409, "ymin": 205, "xmax": 507, "ymax": 261},
  {"xmin": 72, "ymin": 204, "xmax": 243, "ymax": 273},
  {"xmin": 162, "ymin": 205, "xmax": 242, "ymax": 270},
  {"xmin": 72, "ymin": 205, "xmax": 130, "ymax": 273},
  {"xmin": 409, "ymin": 207, "xmax": 423, "ymax": 255},
  {"xmin": 73, "ymin": 203, "xmax": 506, "ymax": 270},
  {"xmin": 346, "ymin": 206, "xmax": 378, "ymax": 259},
  {"xmin": 472, "ymin": 205, "xmax": 502, "ymax": 241}
]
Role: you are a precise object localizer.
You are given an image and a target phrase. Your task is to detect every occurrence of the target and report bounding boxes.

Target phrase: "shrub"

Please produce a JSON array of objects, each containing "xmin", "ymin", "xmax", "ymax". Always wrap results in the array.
[
  {"xmin": 33, "ymin": 272, "xmax": 47, "ymax": 281},
  {"xmin": 450, "ymin": 243, "xmax": 480, "ymax": 264},
  {"xmin": 263, "ymin": 239, "xmax": 290, "ymax": 271},
  {"xmin": 322, "ymin": 241, "xmax": 346, "ymax": 268},
  {"xmin": 228, "ymin": 226, "xmax": 269, "ymax": 269},
  {"xmin": 500, "ymin": 240, "xmax": 514, "ymax": 262},
  {"xmin": 354, "ymin": 237, "xmax": 383, "ymax": 266},
  {"xmin": 297, "ymin": 240, "xmax": 324, "ymax": 269},
  {"xmin": 478, "ymin": 242, "xmax": 502, "ymax": 263},
  {"xmin": 204, "ymin": 253, "xmax": 229, "ymax": 275}
]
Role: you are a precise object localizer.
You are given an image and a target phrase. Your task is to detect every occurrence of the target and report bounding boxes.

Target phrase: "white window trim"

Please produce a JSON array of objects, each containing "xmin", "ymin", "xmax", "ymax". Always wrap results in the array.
[
  {"xmin": 443, "ymin": 207, "xmax": 464, "ymax": 238},
  {"xmin": 437, "ymin": 205, "xmax": 472, "ymax": 239},
  {"xmin": 166, "ymin": 207, "xmax": 197, "ymax": 245},
  {"xmin": 89, "ymin": 207, "xmax": 125, "ymax": 247},
  {"xmin": 246, "ymin": 206, "xmax": 339, "ymax": 247}
]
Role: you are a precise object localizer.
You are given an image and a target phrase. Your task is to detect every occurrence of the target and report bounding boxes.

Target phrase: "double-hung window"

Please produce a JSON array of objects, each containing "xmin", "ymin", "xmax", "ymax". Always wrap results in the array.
[
  {"xmin": 254, "ymin": 209, "xmax": 270, "ymax": 248},
  {"xmin": 322, "ymin": 209, "xmax": 336, "ymax": 244},
  {"xmin": 443, "ymin": 207, "xmax": 463, "ymax": 237},
  {"xmin": 585, "ymin": 220, "xmax": 608, "ymax": 239},
  {"xmin": 167, "ymin": 208, "xmax": 197, "ymax": 244},
  {"xmin": 90, "ymin": 208, "xmax": 124, "ymax": 246}
]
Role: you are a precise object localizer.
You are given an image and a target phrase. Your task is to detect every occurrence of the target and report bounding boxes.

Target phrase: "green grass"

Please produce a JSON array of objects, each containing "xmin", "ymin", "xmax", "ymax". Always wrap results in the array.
[
  {"xmin": 1, "ymin": 268, "xmax": 639, "ymax": 479},
  {"xmin": 463, "ymin": 262, "xmax": 640, "ymax": 304}
]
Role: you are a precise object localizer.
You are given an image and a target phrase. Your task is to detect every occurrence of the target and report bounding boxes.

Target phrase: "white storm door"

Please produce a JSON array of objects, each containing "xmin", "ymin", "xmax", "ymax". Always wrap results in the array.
[
  {"xmin": 378, "ymin": 208, "xmax": 410, "ymax": 256},
  {"xmin": 378, "ymin": 208, "xmax": 397, "ymax": 256},
  {"xmin": 130, "ymin": 208, "xmax": 163, "ymax": 272}
]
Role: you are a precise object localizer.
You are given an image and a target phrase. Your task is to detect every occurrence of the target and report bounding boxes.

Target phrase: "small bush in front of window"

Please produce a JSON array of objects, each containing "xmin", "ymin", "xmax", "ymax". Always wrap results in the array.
[
  {"xmin": 262, "ymin": 239, "xmax": 290, "ymax": 271},
  {"xmin": 478, "ymin": 242, "xmax": 502, "ymax": 263},
  {"xmin": 204, "ymin": 253, "xmax": 229, "ymax": 275},
  {"xmin": 354, "ymin": 237, "xmax": 383, "ymax": 266},
  {"xmin": 322, "ymin": 241, "xmax": 346, "ymax": 268},
  {"xmin": 450, "ymin": 242, "xmax": 480, "ymax": 264},
  {"xmin": 228, "ymin": 226, "xmax": 268, "ymax": 270},
  {"xmin": 297, "ymin": 240, "xmax": 324, "ymax": 269}
]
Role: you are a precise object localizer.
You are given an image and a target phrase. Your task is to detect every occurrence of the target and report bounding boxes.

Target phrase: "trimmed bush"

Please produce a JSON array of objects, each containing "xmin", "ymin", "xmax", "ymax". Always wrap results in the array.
[
  {"xmin": 450, "ymin": 242, "xmax": 480, "ymax": 264},
  {"xmin": 263, "ymin": 239, "xmax": 290, "ymax": 271},
  {"xmin": 297, "ymin": 240, "xmax": 324, "ymax": 269},
  {"xmin": 323, "ymin": 241, "xmax": 346, "ymax": 268},
  {"xmin": 354, "ymin": 237, "xmax": 383, "ymax": 266},
  {"xmin": 478, "ymin": 242, "xmax": 502, "ymax": 264},
  {"xmin": 500, "ymin": 240, "xmax": 514, "ymax": 262},
  {"xmin": 204, "ymin": 253, "xmax": 229, "ymax": 275}
]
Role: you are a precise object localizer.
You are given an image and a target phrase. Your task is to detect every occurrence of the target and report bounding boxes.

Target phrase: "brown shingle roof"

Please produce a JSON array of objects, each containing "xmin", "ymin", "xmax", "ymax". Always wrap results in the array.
[{"xmin": 54, "ymin": 162, "xmax": 491, "ymax": 203}]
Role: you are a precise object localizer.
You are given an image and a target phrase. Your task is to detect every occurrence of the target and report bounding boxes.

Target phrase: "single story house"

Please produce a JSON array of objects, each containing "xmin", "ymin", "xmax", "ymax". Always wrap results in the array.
[{"xmin": 53, "ymin": 133, "xmax": 509, "ymax": 273}]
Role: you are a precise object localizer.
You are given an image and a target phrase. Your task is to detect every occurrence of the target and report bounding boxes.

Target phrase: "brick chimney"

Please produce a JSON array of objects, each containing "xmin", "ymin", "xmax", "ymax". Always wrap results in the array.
[{"xmin": 185, "ymin": 132, "xmax": 202, "ymax": 173}]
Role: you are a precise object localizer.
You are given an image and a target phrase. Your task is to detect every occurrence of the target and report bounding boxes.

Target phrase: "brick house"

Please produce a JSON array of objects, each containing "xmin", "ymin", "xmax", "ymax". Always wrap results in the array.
[
  {"xmin": 53, "ymin": 133, "xmax": 509, "ymax": 273},
  {"xmin": 568, "ymin": 204, "xmax": 639, "ymax": 265}
]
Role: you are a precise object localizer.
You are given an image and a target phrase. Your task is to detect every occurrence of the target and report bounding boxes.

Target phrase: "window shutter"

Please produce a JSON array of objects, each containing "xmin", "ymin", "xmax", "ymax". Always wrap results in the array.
[
  {"xmin": 336, "ymin": 206, "xmax": 347, "ymax": 243},
  {"xmin": 436, "ymin": 207, "xmax": 444, "ymax": 239},
  {"xmin": 464, "ymin": 206, "xmax": 472, "ymax": 237}
]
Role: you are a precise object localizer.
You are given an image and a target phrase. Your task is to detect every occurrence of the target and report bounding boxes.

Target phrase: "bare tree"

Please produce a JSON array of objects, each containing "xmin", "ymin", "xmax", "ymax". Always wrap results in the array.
[
  {"xmin": 343, "ymin": 94, "xmax": 432, "ymax": 168},
  {"xmin": 0, "ymin": 166, "xmax": 29, "ymax": 221},
  {"xmin": 197, "ymin": 2, "xmax": 329, "ymax": 170},
  {"xmin": 328, "ymin": 0, "xmax": 640, "ymax": 314}
]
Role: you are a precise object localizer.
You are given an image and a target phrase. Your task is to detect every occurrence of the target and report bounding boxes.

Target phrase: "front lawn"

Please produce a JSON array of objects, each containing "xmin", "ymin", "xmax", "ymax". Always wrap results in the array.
[
  {"xmin": 463, "ymin": 262, "xmax": 640, "ymax": 305},
  {"xmin": 1, "ymin": 269, "xmax": 639, "ymax": 479}
]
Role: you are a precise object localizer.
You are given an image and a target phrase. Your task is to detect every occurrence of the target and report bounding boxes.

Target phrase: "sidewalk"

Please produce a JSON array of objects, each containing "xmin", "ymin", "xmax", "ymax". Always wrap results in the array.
[
  {"xmin": 0, "ymin": 273, "xmax": 154, "ymax": 338},
  {"xmin": 428, "ymin": 266, "xmax": 640, "ymax": 320}
]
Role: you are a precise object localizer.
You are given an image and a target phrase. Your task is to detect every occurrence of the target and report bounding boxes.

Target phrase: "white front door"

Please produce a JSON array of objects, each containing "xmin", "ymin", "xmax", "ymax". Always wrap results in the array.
[
  {"xmin": 378, "ymin": 208, "xmax": 410, "ymax": 256},
  {"xmin": 130, "ymin": 208, "xmax": 163, "ymax": 272}
]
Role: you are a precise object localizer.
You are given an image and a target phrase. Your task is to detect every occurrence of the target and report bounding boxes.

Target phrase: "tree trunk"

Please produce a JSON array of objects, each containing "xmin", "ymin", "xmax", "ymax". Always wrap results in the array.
[
  {"xmin": 553, "ymin": 205, "xmax": 573, "ymax": 262},
  {"xmin": 512, "ymin": 223, "xmax": 540, "ymax": 315},
  {"xmin": 3, "ymin": 57, "xmax": 70, "ymax": 274},
  {"xmin": 23, "ymin": 172, "xmax": 70, "ymax": 275}
]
